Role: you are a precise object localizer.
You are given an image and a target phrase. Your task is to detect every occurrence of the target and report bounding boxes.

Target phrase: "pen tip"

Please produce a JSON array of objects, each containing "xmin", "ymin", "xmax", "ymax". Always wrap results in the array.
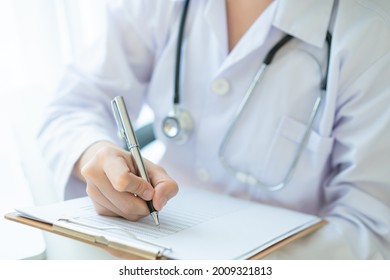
[{"xmin": 151, "ymin": 212, "xmax": 160, "ymax": 226}]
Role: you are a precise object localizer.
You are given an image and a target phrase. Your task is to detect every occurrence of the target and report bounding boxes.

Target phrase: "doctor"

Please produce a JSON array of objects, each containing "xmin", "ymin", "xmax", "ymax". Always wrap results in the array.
[{"xmin": 39, "ymin": 0, "xmax": 390, "ymax": 259}]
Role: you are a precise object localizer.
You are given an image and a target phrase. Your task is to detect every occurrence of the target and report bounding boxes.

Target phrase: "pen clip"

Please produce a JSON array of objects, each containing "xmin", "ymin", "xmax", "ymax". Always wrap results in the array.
[
  {"xmin": 111, "ymin": 96, "xmax": 139, "ymax": 150},
  {"xmin": 112, "ymin": 98, "xmax": 126, "ymax": 141}
]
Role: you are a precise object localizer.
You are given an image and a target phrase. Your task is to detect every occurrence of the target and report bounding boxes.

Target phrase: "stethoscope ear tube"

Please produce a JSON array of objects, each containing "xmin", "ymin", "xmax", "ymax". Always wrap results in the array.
[{"xmin": 174, "ymin": 0, "xmax": 191, "ymax": 105}]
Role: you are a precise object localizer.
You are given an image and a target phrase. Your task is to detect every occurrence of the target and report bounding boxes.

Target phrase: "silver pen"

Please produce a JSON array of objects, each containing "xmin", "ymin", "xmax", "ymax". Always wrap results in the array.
[{"xmin": 111, "ymin": 96, "xmax": 160, "ymax": 226}]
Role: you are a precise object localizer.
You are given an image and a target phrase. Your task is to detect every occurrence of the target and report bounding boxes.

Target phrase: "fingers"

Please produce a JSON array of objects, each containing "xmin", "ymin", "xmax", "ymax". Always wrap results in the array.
[
  {"xmin": 84, "ymin": 145, "xmax": 155, "ymax": 200},
  {"xmin": 86, "ymin": 178, "xmax": 149, "ymax": 221},
  {"xmin": 102, "ymin": 153, "xmax": 154, "ymax": 201},
  {"xmin": 144, "ymin": 159, "xmax": 179, "ymax": 211},
  {"xmin": 80, "ymin": 142, "xmax": 178, "ymax": 221}
]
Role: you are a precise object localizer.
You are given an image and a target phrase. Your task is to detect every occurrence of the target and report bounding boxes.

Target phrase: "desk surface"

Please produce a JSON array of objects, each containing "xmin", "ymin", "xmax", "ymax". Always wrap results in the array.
[
  {"xmin": 0, "ymin": 210, "xmax": 45, "ymax": 259},
  {"xmin": 0, "ymin": 117, "xmax": 46, "ymax": 260}
]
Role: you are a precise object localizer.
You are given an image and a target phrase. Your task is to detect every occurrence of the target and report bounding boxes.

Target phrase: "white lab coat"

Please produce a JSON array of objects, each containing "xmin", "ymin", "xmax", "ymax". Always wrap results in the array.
[{"xmin": 38, "ymin": 0, "xmax": 390, "ymax": 259}]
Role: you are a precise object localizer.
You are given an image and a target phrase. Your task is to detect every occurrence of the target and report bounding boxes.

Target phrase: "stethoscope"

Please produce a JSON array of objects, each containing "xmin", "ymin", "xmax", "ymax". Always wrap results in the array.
[{"xmin": 162, "ymin": 0, "xmax": 332, "ymax": 191}]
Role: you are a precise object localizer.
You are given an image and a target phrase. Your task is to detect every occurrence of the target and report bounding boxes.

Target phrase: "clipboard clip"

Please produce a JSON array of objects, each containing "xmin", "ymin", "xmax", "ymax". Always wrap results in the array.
[{"xmin": 57, "ymin": 218, "xmax": 172, "ymax": 255}]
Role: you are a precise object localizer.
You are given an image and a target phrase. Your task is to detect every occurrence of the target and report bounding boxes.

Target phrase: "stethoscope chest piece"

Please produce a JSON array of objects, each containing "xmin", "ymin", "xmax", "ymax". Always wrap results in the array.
[{"xmin": 162, "ymin": 106, "xmax": 193, "ymax": 144}]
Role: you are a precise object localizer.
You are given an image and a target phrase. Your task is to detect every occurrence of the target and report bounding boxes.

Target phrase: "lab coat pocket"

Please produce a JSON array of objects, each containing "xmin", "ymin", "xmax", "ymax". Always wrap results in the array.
[{"xmin": 262, "ymin": 116, "xmax": 334, "ymax": 186}]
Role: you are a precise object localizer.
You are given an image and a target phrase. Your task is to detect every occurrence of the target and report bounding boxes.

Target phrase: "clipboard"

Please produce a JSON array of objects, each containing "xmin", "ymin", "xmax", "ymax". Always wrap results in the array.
[
  {"xmin": 5, "ymin": 187, "xmax": 326, "ymax": 260},
  {"xmin": 4, "ymin": 212, "xmax": 156, "ymax": 260},
  {"xmin": 5, "ymin": 212, "xmax": 326, "ymax": 260}
]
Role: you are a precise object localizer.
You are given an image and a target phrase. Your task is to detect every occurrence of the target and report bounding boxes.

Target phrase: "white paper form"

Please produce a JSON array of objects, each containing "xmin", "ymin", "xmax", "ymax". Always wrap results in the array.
[{"xmin": 16, "ymin": 186, "xmax": 322, "ymax": 259}]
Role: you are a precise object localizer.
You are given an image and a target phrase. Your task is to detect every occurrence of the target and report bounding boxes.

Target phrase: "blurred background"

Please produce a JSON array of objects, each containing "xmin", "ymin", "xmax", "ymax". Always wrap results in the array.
[
  {"xmin": 0, "ymin": 0, "xmax": 108, "ymax": 202},
  {"xmin": 0, "ymin": 0, "xmax": 154, "ymax": 259}
]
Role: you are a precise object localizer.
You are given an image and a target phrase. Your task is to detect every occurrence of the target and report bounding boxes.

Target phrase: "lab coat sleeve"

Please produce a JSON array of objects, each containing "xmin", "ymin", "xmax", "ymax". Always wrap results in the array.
[
  {"xmin": 265, "ymin": 52, "xmax": 390, "ymax": 259},
  {"xmin": 37, "ymin": 1, "xmax": 160, "ymax": 199}
]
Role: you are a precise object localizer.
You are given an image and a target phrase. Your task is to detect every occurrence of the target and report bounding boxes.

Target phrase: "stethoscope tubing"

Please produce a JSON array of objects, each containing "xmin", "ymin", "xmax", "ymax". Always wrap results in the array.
[{"xmin": 165, "ymin": 0, "xmax": 332, "ymax": 191}]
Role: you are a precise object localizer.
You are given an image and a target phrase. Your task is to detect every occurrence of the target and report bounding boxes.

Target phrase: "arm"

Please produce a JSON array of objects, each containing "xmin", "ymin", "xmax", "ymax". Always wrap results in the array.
[{"xmin": 37, "ymin": 1, "xmax": 179, "ymax": 217}]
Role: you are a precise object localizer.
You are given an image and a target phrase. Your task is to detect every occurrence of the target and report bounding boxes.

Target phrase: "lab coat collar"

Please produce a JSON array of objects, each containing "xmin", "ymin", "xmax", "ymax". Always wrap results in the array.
[
  {"xmin": 203, "ymin": 0, "xmax": 335, "ymax": 50},
  {"xmin": 274, "ymin": 0, "xmax": 335, "ymax": 48},
  {"xmin": 205, "ymin": 0, "xmax": 278, "ymax": 73},
  {"xmin": 203, "ymin": 0, "xmax": 335, "ymax": 74}
]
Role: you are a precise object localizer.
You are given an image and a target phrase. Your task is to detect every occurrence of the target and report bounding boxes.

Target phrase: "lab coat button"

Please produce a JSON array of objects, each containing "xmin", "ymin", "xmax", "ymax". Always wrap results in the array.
[
  {"xmin": 197, "ymin": 168, "xmax": 209, "ymax": 182},
  {"xmin": 211, "ymin": 78, "xmax": 230, "ymax": 95}
]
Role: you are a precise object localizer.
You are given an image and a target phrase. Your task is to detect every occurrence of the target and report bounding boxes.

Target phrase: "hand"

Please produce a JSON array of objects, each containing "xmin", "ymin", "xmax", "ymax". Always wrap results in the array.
[{"xmin": 74, "ymin": 141, "xmax": 178, "ymax": 221}]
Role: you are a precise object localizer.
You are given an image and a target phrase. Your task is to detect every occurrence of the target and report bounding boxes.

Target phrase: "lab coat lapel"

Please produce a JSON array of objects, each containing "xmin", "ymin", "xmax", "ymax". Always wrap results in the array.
[
  {"xmin": 273, "ymin": 0, "xmax": 335, "ymax": 48},
  {"xmin": 203, "ymin": 0, "xmax": 229, "ymax": 57},
  {"xmin": 208, "ymin": 1, "xmax": 277, "ymax": 75}
]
